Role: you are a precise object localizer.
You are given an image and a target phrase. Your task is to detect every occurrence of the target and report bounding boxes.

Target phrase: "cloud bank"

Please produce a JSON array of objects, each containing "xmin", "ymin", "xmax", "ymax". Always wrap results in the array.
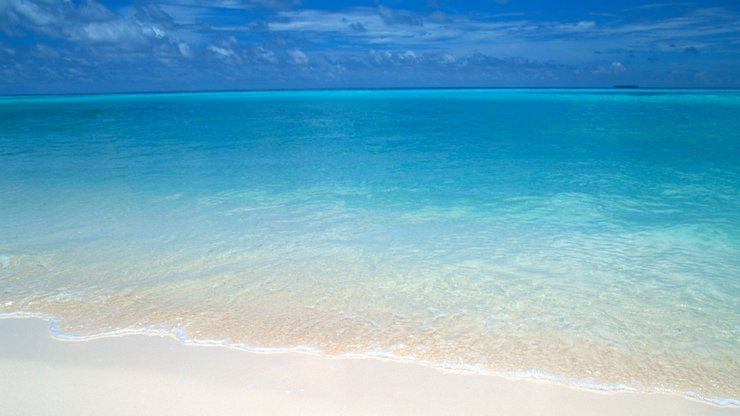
[{"xmin": 1, "ymin": 0, "xmax": 739, "ymax": 93}]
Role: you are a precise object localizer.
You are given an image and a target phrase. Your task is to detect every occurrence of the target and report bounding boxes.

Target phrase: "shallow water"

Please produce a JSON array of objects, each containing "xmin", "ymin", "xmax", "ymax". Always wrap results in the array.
[{"xmin": 1, "ymin": 89, "xmax": 739, "ymax": 402}]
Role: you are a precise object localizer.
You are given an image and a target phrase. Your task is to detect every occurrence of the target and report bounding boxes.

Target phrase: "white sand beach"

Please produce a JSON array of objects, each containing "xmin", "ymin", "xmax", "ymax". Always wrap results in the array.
[{"xmin": 0, "ymin": 317, "xmax": 736, "ymax": 416}]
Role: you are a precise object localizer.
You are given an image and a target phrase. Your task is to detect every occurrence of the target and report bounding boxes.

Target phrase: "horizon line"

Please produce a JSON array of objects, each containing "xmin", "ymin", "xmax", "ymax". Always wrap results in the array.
[{"xmin": 4, "ymin": 85, "xmax": 740, "ymax": 98}]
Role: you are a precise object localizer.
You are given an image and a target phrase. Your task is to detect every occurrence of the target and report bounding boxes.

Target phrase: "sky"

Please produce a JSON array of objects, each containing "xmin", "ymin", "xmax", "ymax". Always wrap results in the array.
[{"xmin": 1, "ymin": 0, "xmax": 739, "ymax": 93}]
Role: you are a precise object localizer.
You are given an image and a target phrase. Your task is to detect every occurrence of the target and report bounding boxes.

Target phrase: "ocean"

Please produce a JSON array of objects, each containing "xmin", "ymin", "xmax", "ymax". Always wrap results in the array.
[{"xmin": 1, "ymin": 89, "xmax": 738, "ymax": 403}]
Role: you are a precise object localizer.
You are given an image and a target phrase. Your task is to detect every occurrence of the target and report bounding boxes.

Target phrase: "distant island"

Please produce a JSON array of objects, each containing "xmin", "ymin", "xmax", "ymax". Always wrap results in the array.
[{"xmin": 613, "ymin": 85, "xmax": 640, "ymax": 89}]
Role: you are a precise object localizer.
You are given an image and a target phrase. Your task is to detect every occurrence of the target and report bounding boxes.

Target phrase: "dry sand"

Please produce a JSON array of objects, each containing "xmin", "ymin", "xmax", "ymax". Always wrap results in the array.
[{"xmin": 0, "ymin": 317, "xmax": 737, "ymax": 416}]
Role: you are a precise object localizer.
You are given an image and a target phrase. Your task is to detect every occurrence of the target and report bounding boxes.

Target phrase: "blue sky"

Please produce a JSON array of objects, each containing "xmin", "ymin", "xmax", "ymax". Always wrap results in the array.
[{"xmin": 1, "ymin": 0, "xmax": 739, "ymax": 93}]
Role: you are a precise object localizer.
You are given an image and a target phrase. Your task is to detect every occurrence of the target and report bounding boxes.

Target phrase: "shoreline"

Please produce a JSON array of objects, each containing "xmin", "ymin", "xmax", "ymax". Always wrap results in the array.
[{"xmin": 1, "ymin": 315, "xmax": 737, "ymax": 415}]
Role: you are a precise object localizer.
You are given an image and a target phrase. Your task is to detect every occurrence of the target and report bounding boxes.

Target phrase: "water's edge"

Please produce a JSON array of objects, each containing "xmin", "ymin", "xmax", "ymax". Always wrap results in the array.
[{"xmin": 1, "ymin": 311, "xmax": 736, "ymax": 408}]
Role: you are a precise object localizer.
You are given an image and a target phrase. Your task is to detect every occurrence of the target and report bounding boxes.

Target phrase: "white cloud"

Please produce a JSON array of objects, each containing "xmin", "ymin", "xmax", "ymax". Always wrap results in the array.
[
  {"xmin": 207, "ymin": 44, "xmax": 237, "ymax": 59},
  {"xmin": 150, "ymin": 26, "xmax": 166, "ymax": 39},
  {"xmin": 288, "ymin": 48, "xmax": 308, "ymax": 65},
  {"xmin": 178, "ymin": 42, "xmax": 193, "ymax": 58},
  {"xmin": 591, "ymin": 61, "xmax": 627, "ymax": 75},
  {"xmin": 441, "ymin": 53, "xmax": 456, "ymax": 64},
  {"xmin": 76, "ymin": 20, "xmax": 148, "ymax": 44},
  {"xmin": 557, "ymin": 20, "xmax": 596, "ymax": 31},
  {"xmin": 0, "ymin": 0, "xmax": 189, "ymax": 48},
  {"xmin": 256, "ymin": 46, "xmax": 278, "ymax": 64},
  {"xmin": 2, "ymin": 0, "xmax": 59, "ymax": 26},
  {"xmin": 400, "ymin": 50, "xmax": 417, "ymax": 61}
]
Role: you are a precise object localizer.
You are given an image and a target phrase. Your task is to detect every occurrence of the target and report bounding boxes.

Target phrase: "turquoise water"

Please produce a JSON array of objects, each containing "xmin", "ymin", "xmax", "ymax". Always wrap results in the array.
[{"xmin": 1, "ymin": 89, "xmax": 739, "ymax": 402}]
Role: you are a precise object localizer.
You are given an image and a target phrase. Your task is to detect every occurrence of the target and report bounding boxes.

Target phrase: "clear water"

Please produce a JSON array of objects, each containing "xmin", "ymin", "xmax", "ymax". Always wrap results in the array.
[{"xmin": 1, "ymin": 89, "xmax": 739, "ymax": 402}]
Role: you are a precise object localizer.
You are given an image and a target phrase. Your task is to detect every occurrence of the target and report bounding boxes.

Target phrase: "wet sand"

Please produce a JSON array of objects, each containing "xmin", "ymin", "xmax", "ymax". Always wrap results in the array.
[{"xmin": 0, "ymin": 317, "xmax": 736, "ymax": 416}]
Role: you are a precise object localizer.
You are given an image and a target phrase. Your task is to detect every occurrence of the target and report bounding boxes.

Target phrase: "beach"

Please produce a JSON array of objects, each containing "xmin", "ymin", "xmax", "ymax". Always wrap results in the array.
[
  {"xmin": 2, "ymin": 0, "xmax": 739, "ymax": 409},
  {"xmin": 1, "ymin": 317, "xmax": 737, "ymax": 416}
]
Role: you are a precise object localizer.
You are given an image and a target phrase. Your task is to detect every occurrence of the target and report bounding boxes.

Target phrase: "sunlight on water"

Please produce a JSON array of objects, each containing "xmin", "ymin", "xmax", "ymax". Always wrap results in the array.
[{"xmin": 1, "ymin": 89, "xmax": 739, "ymax": 401}]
